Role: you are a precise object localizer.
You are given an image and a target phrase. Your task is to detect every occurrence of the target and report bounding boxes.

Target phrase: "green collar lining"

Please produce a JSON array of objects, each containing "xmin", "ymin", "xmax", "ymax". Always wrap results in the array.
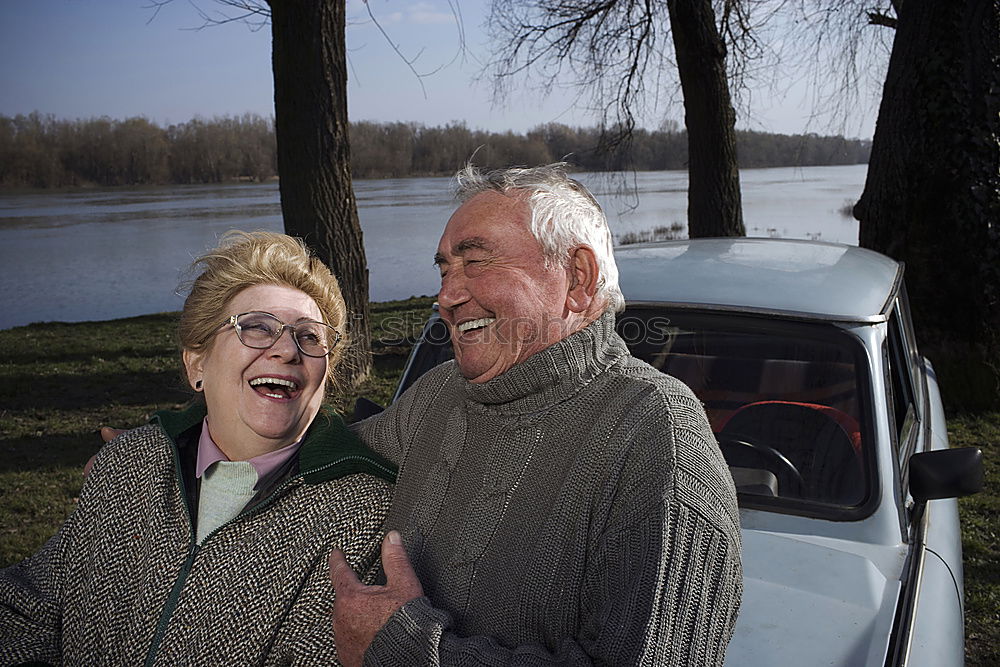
[{"xmin": 150, "ymin": 403, "xmax": 396, "ymax": 484}]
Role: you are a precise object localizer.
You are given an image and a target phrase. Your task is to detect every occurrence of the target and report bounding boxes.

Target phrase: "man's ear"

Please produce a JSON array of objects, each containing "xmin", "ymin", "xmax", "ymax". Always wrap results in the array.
[
  {"xmin": 182, "ymin": 348, "xmax": 205, "ymax": 391},
  {"xmin": 565, "ymin": 245, "xmax": 600, "ymax": 314}
]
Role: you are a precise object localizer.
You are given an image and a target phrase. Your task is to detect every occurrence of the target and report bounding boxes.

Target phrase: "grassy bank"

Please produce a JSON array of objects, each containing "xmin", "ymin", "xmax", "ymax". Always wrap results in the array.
[
  {"xmin": 1, "ymin": 303, "xmax": 997, "ymax": 664},
  {"xmin": 951, "ymin": 413, "xmax": 1000, "ymax": 666}
]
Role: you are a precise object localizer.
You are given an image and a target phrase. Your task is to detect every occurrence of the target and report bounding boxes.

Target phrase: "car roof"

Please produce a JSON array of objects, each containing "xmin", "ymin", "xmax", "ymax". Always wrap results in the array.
[{"xmin": 615, "ymin": 238, "xmax": 903, "ymax": 322}]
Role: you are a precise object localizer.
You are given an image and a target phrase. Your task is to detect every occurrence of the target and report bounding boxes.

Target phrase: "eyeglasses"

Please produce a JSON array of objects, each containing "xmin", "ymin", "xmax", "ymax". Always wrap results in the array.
[{"xmin": 224, "ymin": 311, "xmax": 341, "ymax": 358}]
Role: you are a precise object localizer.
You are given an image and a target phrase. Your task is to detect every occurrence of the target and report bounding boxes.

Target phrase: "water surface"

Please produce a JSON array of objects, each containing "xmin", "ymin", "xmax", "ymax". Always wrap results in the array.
[{"xmin": 0, "ymin": 165, "xmax": 865, "ymax": 330}]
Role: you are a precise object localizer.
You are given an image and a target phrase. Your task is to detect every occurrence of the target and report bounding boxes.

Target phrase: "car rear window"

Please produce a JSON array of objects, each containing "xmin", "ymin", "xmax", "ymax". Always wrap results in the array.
[{"xmin": 621, "ymin": 307, "xmax": 873, "ymax": 514}]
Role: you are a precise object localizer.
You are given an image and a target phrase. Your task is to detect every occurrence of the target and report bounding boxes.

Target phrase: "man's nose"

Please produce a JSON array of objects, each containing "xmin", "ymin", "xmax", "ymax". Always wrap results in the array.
[{"xmin": 437, "ymin": 269, "xmax": 470, "ymax": 310}]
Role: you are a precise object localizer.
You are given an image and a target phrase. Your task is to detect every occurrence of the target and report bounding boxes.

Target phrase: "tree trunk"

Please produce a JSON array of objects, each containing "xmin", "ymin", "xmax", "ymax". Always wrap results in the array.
[
  {"xmin": 667, "ymin": 0, "xmax": 746, "ymax": 238},
  {"xmin": 855, "ymin": 0, "xmax": 999, "ymax": 346},
  {"xmin": 267, "ymin": 0, "xmax": 372, "ymax": 386}
]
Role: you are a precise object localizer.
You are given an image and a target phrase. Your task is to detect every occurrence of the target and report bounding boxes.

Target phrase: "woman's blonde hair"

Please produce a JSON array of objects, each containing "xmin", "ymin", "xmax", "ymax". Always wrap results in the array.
[{"xmin": 178, "ymin": 230, "xmax": 348, "ymax": 389}]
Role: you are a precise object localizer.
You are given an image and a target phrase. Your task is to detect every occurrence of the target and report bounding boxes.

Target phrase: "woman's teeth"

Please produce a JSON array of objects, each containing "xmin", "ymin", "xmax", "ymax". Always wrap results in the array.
[{"xmin": 249, "ymin": 377, "xmax": 298, "ymax": 399}]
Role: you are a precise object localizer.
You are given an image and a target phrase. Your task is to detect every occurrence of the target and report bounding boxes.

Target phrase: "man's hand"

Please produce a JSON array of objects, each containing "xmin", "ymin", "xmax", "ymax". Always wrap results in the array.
[
  {"xmin": 329, "ymin": 530, "xmax": 424, "ymax": 667},
  {"xmin": 83, "ymin": 427, "xmax": 126, "ymax": 477},
  {"xmin": 100, "ymin": 426, "xmax": 125, "ymax": 443}
]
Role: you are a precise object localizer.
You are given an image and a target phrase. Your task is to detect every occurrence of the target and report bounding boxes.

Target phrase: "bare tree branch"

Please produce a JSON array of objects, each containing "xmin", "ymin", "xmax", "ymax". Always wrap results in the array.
[
  {"xmin": 757, "ymin": 1, "xmax": 894, "ymax": 136},
  {"xmin": 488, "ymin": 0, "xmax": 676, "ymax": 164},
  {"xmin": 358, "ymin": 0, "xmax": 467, "ymax": 98},
  {"xmin": 144, "ymin": 0, "xmax": 271, "ymax": 31},
  {"xmin": 867, "ymin": 11, "xmax": 898, "ymax": 28}
]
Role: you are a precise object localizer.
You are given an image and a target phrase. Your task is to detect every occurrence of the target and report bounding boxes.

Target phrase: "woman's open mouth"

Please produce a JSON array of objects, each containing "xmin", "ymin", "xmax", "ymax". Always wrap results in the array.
[{"xmin": 248, "ymin": 376, "xmax": 301, "ymax": 400}]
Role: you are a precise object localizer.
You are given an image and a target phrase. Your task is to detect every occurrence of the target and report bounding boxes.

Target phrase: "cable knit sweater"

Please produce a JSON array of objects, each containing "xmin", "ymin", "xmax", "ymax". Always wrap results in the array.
[
  {"xmin": 0, "ymin": 404, "xmax": 395, "ymax": 666},
  {"xmin": 354, "ymin": 312, "xmax": 743, "ymax": 666}
]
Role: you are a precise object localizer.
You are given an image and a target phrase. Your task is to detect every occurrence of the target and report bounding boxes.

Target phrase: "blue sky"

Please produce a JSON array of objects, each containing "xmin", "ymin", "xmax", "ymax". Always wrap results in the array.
[{"xmin": 0, "ymin": 0, "xmax": 880, "ymax": 138}]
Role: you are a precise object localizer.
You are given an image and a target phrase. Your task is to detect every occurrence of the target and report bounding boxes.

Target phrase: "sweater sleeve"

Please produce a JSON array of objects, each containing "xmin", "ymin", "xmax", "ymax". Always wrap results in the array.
[
  {"xmin": 363, "ymin": 387, "xmax": 743, "ymax": 667},
  {"xmin": 351, "ymin": 409, "xmax": 403, "ymax": 467},
  {"xmin": 0, "ymin": 499, "xmax": 75, "ymax": 665},
  {"xmin": 0, "ymin": 431, "xmax": 135, "ymax": 665}
]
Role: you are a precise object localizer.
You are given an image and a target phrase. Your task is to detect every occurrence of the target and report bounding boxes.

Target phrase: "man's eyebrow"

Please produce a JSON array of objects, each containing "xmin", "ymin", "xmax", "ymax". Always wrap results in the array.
[
  {"xmin": 434, "ymin": 237, "xmax": 493, "ymax": 265},
  {"xmin": 454, "ymin": 237, "xmax": 492, "ymax": 254},
  {"xmin": 435, "ymin": 237, "xmax": 494, "ymax": 266}
]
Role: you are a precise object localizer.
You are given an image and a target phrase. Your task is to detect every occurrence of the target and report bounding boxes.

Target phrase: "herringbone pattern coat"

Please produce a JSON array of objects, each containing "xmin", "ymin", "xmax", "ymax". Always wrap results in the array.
[{"xmin": 0, "ymin": 406, "xmax": 394, "ymax": 666}]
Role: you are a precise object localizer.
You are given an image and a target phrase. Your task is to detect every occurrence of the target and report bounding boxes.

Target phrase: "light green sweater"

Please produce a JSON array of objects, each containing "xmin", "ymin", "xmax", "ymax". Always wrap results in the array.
[{"xmin": 196, "ymin": 459, "xmax": 258, "ymax": 543}]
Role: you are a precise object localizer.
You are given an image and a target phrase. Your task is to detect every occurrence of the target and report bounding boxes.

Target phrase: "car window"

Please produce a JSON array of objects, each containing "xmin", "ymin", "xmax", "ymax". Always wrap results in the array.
[
  {"xmin": 621, "ymin": 308, "xmax": 873, "ymax": 514},
  {"xmin": 392, "ymin": 313, "xmax": 455, "ymax": 404},
  {"xmin": 895, "ymin": 286, "xmax": 924, "ymax": 420},
  {"xmin": 885, "ymin": 302, "xmax": 920, "ymax": 474}
]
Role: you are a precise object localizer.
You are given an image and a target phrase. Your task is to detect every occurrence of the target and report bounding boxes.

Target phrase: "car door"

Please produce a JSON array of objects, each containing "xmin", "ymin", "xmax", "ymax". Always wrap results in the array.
[{"xmin": 883, "ymin": 292, "xmax": 966, "ymax": 666}]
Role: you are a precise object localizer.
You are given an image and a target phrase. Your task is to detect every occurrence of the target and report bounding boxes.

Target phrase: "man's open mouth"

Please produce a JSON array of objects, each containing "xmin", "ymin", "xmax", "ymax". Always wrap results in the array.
[
  {"xmin": 457, "ymin": 317, "xmax": 495, "ymax": 333},
  {"xmin": 249, "ymin": 376, "xmax": 300, "ymax": 400}
]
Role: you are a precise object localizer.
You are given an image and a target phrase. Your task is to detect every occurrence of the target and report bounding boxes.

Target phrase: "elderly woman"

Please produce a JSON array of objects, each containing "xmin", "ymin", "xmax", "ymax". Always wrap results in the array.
[{"xmin": 0, "ymin": 231, "xmax": 395, "ymax": 664}]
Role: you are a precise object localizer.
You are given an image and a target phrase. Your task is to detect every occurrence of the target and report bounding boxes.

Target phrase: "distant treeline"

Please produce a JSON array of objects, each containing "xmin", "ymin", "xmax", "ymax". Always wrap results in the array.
[{"xmin": 0, "ymin": 112, "xmax": 870, "ymax": 189}]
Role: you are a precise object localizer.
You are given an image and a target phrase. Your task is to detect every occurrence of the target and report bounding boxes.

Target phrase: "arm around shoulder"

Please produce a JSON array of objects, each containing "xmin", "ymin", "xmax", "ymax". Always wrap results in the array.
[{"xmin": 351, "ymin": 361, "xmax": 459, "ymax": 467}]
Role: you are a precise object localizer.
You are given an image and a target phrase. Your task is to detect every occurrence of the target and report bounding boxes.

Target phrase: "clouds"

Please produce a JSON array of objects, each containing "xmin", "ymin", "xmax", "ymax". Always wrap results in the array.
[
  {"xmin": 408, "ymin": 2, "xmax": 460, "ymax": 25},
  {"xmin": 349, "ymin": 1, "xmax": 458, "ymax": 26}
]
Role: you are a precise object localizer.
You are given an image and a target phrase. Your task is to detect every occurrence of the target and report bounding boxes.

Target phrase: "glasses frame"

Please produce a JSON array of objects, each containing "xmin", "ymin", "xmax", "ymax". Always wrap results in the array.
[{"xmin": 223, "ymin": 311, "xmax": 342, "ymax": 358}]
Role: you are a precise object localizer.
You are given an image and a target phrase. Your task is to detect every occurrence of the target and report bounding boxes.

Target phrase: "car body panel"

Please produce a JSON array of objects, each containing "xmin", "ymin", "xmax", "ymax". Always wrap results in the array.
[
  {"xmin": 726, "ymin": 528, "xmax": 904, "ymax": 666},
  {"xmin": 616, "ymin": 238, "xmax": 902, "ymax": 322},
  {"xmin": 908, "ymin": 542, "xmax": 966, "ymax": 666}
]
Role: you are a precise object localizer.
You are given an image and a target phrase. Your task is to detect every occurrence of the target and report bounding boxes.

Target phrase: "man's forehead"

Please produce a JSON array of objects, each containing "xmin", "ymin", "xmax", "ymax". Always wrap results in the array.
[
  {"xmin": 448, "ymin": 191, "xmax": 530, "ymax": 228},
  {"xmin": 435, "ymin": 191, "xmax": 536, "ymax": 258}
]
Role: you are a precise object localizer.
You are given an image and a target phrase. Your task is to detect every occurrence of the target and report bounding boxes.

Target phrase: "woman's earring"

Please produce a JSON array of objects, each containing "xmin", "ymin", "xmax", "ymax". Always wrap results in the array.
[{"xmin": 195, "ymin": 379, "xmax": 203, "ymax": 391}]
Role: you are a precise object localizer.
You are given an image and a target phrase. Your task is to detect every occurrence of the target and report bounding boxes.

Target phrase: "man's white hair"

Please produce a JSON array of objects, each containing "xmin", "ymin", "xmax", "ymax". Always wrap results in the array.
[{"xmin": 454, "ymin": 162, "xmax": 625, "ymax": 313}]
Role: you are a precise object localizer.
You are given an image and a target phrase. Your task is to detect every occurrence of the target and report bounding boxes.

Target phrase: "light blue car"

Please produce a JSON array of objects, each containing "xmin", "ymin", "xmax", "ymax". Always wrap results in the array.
[{"xmin": 379, "ymin": 237, "xmax": 984, "ymax": 666}]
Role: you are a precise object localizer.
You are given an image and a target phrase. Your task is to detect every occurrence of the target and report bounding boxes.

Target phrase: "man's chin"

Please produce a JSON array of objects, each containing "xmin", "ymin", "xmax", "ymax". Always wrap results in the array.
[{"xmin": 455, "ymin": 353, "xmax": 507, "ymax": 384}]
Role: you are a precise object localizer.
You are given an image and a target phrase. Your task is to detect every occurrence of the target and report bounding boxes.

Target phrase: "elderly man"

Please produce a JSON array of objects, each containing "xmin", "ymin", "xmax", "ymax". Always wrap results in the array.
[{"xmin": 330, "ymin": 163, "xmax": 743, "ymax": 666}]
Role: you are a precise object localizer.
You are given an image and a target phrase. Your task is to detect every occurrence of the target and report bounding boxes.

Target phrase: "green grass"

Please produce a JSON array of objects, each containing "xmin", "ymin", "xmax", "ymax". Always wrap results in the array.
[
  {"xmin": 952, "ymin": 412, "xmax": 1000, "ymax": 666},
  {"xmin": 1, "ymin": 302, "xmax": 997, "ymax": 665}
]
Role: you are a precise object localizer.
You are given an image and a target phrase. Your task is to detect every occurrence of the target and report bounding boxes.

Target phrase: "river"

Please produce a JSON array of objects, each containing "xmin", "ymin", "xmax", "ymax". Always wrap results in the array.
[{"xmin": 0, "ymin": 164, "xmax": 866, "ymax": 330}]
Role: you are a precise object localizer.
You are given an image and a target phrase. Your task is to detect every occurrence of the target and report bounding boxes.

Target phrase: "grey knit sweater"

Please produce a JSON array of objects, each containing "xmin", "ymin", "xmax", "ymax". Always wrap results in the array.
[
  {"xmin": 0, "ymin": 405, "xmax": 395, "ymax": 666},
  {"xmin": 354, "ymin": 312, "xmax": 743, "ymax": 666}
]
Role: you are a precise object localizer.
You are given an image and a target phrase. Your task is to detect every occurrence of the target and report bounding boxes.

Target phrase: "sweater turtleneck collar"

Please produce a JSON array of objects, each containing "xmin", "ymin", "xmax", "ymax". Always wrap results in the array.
[{"xmin": 462, "ymin": 311, "xmax": 627, "ymax": 414}]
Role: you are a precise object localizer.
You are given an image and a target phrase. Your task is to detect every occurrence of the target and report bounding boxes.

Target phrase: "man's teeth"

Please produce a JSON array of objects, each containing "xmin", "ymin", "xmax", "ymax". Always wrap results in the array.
[{"xmin": 457, "ymin": 318, "xmax": 495, "ymax": 333}]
